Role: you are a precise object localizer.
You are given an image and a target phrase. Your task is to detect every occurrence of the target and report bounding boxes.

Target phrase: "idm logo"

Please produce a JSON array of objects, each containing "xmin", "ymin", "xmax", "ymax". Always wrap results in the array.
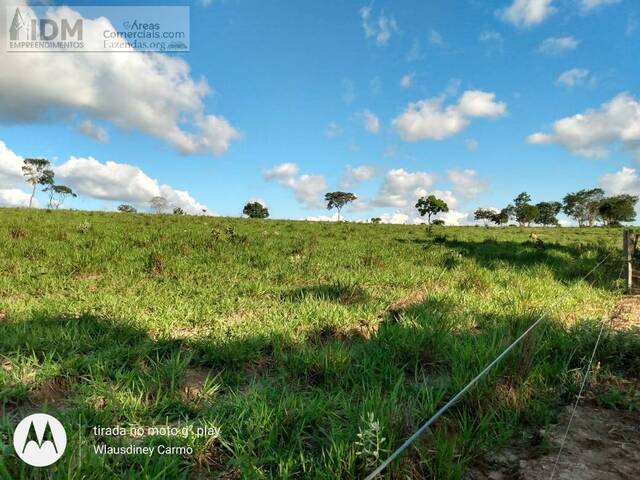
[{"xmin": 13, "ymin": 414, "xmax": 67, "ymax": 467}]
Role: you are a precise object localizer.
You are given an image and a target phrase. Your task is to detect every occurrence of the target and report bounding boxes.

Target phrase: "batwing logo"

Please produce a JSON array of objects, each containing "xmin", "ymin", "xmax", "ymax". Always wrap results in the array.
[{"xmin": 13, "ymin": 414, "xmax": 67, "ymax": 467}]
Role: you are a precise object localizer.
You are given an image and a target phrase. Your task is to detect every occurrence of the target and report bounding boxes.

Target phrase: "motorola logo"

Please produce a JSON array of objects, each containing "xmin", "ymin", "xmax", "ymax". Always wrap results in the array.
[{"xmin": 13, "ymin": 413, "xmax": 67, "ymax": 467}]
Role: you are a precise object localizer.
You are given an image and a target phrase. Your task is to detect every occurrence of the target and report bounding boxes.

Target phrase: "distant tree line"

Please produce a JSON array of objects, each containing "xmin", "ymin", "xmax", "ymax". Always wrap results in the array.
[
  {"xmin": 17, "ymin": 160, "xmax": 637, "ymax": 228},
  {"xmin": 475, "ymin": 189, "xmax": 638, "ymax": 227}
]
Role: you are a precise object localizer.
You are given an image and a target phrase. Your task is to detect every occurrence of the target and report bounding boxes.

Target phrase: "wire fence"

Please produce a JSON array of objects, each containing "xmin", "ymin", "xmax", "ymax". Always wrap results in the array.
[{"xmin": 365, "ymin": 250, "xmax": 623, "ymax": 480}]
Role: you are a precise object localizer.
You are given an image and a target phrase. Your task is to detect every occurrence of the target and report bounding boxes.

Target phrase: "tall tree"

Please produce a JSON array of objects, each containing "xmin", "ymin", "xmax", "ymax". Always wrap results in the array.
[
  {"xmin": 117, "ymin": 204, "xmax": 137, "ymax": 213},
  {"xmin": 22, "ymin": 158, "xmax": 54, "ymax": 208},
  {"xmin": 513, "ymin": 192, "xmax": 535, "ymax": 227},
  {"xmin": 44, "ymin": 184, "xmax": 76, "ymax": 209},
  {"xmin": 516, "ymin": 204, "xmax": 539, "ymax": 227},
  {"xmin": 415, "ymin": 195, "xmax": 449, "ymax": 225},
  {"xmin": 150, "ymin": 196, "xmax": 168, "ymax": 214},
  {"xmin": 535, "ymin": 201, "xmax": 562, "ymax": 226},
  {"xmin": 598, "ymin": 194, "xmax": 638, "ymax": 226},
  {"xmin": 491, "ymin": 208, "xmax": 510, "ymax": 225},
  {"xmin": 562, "ymin": 188, "xmax": 604, "ymax": 227},
  {"xmin": 243, "ymin": 201, "xmax": 269, "ymax": 219},
  {"xmin": 324, "ymin": 191, "xmax": 357, "ymax": 221},
  {"xmin": 474, "ymin": 208, "xmax": 496, "ymax": 226}
]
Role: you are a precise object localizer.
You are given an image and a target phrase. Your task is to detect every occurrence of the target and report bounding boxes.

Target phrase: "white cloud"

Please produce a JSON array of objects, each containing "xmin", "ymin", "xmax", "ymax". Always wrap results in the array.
[
  {"xmin": 465, "ymin": 139, "xmax": 480, "ymax": 151},
  {"xmin": 0, "ymin": 2, "xmax": 239, "ymax": 157},
  {"xmin": 278, "ymin": 174, "xmax": 327, "ymax": 209},
  {"xmin": 557, "ymin": 68, "xmax": 590, "ymax": 87},
  {"xmin": 538, "ymin": 36, "xmax": 579, "ymax": 55},
  {"xmin": 400, "ymin": 73, "xmax": 415, "ymax": 88},
  {"xmin": 379, "ymin": 211, "xmax": 410, "ymax": 224},
  {"xmin": 447, "ymin": 169, "xmax": 489, "ymax": 199},
  {"xmin": 0, "ymin": 140, "xmax": 25, "ymax": 188},
  {"xmin": 456, "ymin": 90, "xmax": 507, "ymax": 117},
  {"xmin": 429, "ymin": 29, "xmax": 443, "ymax": 45},
  {"xmin": 392, "ymin": 90, "xmax": 506, "ymax": 141},
  {"xmin": 340, "ymin": 164, "xmax": 377, "ymax": 189},
  {"xmin": 599, "ymin": 167, "xmax": 640, "ymax": 195},
  {"xmin": 362, "ymin": 110, "xmax": 380, "ymax": 134},
  {"xmin": 263, "ymin": 162, "xmax": 299, "ymax": 179},
  {"xmin": 55, "ymin": 157, "xmax": 208, "ymax": 213},
  {"xmin": 306, "ymin": 212, "xmax": 340, "ymax": 222},
  {"xmin": 527, "ymin": 93, "xmax": 640, "ymax": 160},
  {"xmin": 77, "ymin": 120, "xmax": 108, "ymax": 144},
  {"xmin": 374, "ymin": 168, "xmax": 435, "ymax": 207},
  {"xmin": 438, "ymin": 210, "xmax": 469, "ymax": 226},
  {"xmin": 580, "ymin": 0, "xmax": 621, "ymax": 12},
  {"xmin": 0, "ymin": 188, "xmax": 32, "ymax": 207},
  {"xmin": 497, "ymin": 0, "xmax": 556, "ymax": 27},
  {"xmin": 324, "ymin": 122, "xmax": 344, "ymax": 138},
  {"xmin": 264, "ymin": 162, "xmax": 327, "ymax": 209},
  {"xmin": 359, "ymin": 6, "xmax": 398, "ymax": 46}
]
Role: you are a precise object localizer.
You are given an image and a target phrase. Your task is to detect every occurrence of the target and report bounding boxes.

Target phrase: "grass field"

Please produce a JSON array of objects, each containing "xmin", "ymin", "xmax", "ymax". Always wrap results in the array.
[{"xmin": 1, "ymin": 208, "xmax": 639, "ymax": 479}]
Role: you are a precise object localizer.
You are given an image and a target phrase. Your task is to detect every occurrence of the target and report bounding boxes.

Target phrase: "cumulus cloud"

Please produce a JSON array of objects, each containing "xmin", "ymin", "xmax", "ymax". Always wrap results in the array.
[
  {"xmin": 448, "ymin": 169, "xmax": 489, "ymax": 199},
  {"xmin": 497, "ymin": 0, "xmax": 556, "ymax": 27},
  {"xmin": 306, "ymin": 212, "xmax": 340, "ymax": 222},
  {"xmin": 379, "ymin": 211, "xmax": 410, "ymax": 224},
  {"xmin": 340, "ymin": 164, "xmax": 377, "ymax": 189},
  {"xmin": 278, "ymin": 174, "xmax": 327, "ymax": 209},
  {"xmin": 527, "ymin": 93, "xmax": 640, "ymax": 160},
  {"xmin": 0, "ymin": 140, "xmax": 24, "ymax": 188},
  {"xmin": 0, "ymin": 188, "xmax": 32, "ymax": 207},
  {"xmin": 0, "ymin": 140, "xmax": 208, "ymax": 212},
  {"xmin": 0, "ymin": 2, "xmax": 239, "ymax": 156},
  {"xmin": 263, "ymin": 162, "xmax": 299, "ymax": 180},
  {"xmin": 359, "ymin": 6, "xmax": 398, "ymax": 46},
  {"xmin": 374, "ymin": 168, "xmax": 435, "ymax": 207},
  {"xmin": 392, "ymin": 90, "xmax": 506, "ymax": 141},
  {"xmin": 557, "ymin": 68, "xmax": 591, "ymax": 87},
  {"xmin": 77, "ymin": 120, "xmax": 108, "ymax": 144},
  {"xmin": 264, "ymin": 162, "xmax": 327, "ymax": 209},
  {"xmin": 599, "ymin": 167, "xmax": 640, "ymax": 195},
  {"xmin": 55, "ymin": 157, "xmax": 208, "ymax": 213},
  {"xmin": 400, "ymin": 73, "xmax": 415, "ymax": 88},
  {"xmin": 0, "ymin": 140, "xmax": 35, "ymax": 207},
  {"xmin": 538, "ymin": 36, "xmax": 579, "ymax": 55},
  {"xmin": 362, "ymin": 110, "xmax": 380, "ymax": 134},
  {"xmin": 437, "ymin": 210, "xmax": 469, "ymax": 226}
]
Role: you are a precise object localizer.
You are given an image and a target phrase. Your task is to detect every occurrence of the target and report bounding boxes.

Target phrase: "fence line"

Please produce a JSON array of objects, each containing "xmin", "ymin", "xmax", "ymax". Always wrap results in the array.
[
  {"xmin": 364, "ymin": 250, "xmax": 621, "ymax": 480},
  {"xmin": 549, "ymin": 257, "xmax": 627, "ymax": 479}
]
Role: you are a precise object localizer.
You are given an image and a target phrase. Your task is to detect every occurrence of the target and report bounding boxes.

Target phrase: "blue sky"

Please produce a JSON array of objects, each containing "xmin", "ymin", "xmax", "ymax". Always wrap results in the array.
[{"xmin": 0, "ymin": 0, "xmax": 639, "ymax": 224}]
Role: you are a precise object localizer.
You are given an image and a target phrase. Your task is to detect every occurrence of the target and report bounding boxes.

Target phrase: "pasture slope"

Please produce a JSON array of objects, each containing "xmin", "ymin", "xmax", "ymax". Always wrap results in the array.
[{"xmin": 1, "ymin": 208, "xmax": 638, "ymax": 479}]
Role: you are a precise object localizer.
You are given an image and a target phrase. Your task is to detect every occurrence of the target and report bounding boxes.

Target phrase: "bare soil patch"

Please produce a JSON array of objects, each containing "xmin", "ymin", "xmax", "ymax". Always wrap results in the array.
[{"xmin": 469, "ymin": 405, "xmax": 640, "ymax": 480}]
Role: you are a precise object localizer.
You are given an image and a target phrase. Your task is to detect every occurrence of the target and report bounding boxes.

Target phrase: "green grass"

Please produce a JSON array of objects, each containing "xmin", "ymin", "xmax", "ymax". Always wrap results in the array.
[{"xmin": 1, "ymin": 208, "xmax": 639, "ymax": 479}]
